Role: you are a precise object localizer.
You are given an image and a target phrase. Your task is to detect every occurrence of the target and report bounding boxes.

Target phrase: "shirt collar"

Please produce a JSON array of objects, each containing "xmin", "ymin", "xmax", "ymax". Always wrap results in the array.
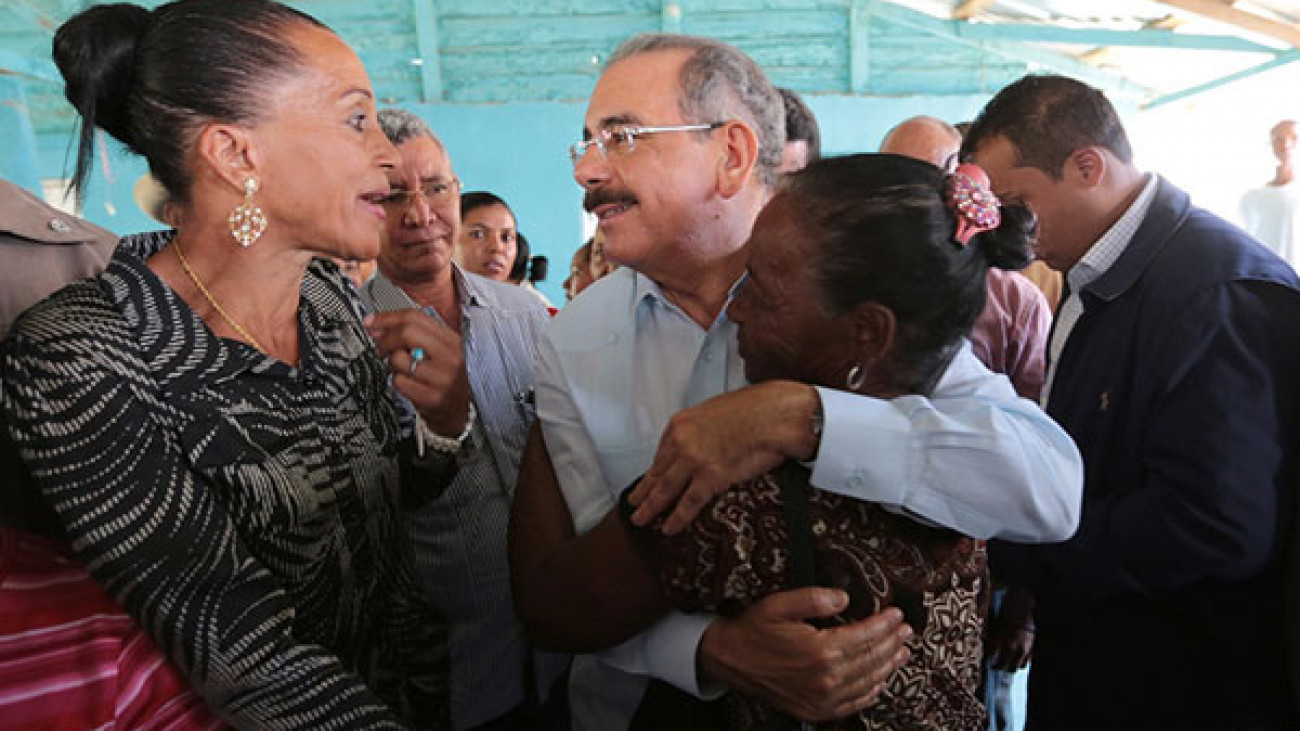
[
  {"xmin": 1066, "ymin": 173, "xmax": 1160, "ymax": 296},
  {"xmin": 629, "ymin": 267, "xmax": 743, "ymax": 330},
  {"xmin": 451, "ymin": 263, "xmax": 486, "ymax": 309},
  {"xmin": 367, "ymin": 263, "xmax": 479, "ymax": 323},
  {"xmin": 630, "ymin": 268, "xmax": 667, "ymax": 309},
  {"xmin": 365, "ymin": 267, "xmax": 420, "ymax": 312}
]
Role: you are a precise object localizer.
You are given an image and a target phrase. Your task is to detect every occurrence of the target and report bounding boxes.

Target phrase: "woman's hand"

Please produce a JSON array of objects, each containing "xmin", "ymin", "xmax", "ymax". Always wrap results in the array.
[{"xmin": 365, "ymin": 310, "xmax": 471, "ymax": 437}]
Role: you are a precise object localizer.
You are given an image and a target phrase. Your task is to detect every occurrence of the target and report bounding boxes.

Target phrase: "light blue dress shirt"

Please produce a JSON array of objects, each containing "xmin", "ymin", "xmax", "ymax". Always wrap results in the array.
[{"xmin": 536, "ymin": 266, "xmax": 1083, "ymax": 731}]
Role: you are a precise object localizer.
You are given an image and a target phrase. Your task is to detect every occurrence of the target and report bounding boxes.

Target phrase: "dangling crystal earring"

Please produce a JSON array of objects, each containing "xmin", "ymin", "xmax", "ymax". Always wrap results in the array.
[
  {"xmin": 846, "ymin": 363, "xmax": 866, "ymax": 391},
  {"xmin": 229, "ymin": 177, "xmax": 267, "ymax": 247}
]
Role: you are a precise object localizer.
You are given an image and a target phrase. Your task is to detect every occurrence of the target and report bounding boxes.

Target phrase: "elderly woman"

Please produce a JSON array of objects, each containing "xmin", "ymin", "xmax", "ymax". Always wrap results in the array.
[
  {"xmin": 513, "ymin": 154, "xmax": 1036, "ymax": 730},
  {"xmin": 564, "ymin": 239, "xmax": 595, "ymax": 301},
  {"xmin": 588, "ymin": 229, "xmax": 616, "ymax": 280},
  {"xmin": 0, "ymin": 0, "xmax": 469, "ymax": 728}
]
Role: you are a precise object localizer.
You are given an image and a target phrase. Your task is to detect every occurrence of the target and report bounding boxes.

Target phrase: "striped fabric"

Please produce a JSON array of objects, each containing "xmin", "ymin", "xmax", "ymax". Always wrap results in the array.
[
  {"xmin": 362, "ymin": 268, "xmax": 569, "ymax": 729},
  {"xmin": 1, "ymin": 238, "xmax": 452, "ymax": 730},
  {"xmin": 0, "ymin": 528, "xmax": 224, "ymax": 730}
]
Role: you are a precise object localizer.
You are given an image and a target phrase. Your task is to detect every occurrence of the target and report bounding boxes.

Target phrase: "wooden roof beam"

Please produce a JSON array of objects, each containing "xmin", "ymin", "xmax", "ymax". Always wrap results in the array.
[
  {"xmin": 1146, "ymin": 47, "xmax": 1300, "ymax": 107},
  {"xmin": 1156, "ymin": 0, "xmax": 1300, "ymax": 48},
  {"xmin": 869, "ymin": 0, "xmax": 1156, "ymax": 101},
  {"xmin": 953, "ymin": 0, "xmax": 997, "ymax": 21},
  {"xmin": 6, "ymin": 0, "xmax": 55, "ymax": 36},
  {"xmin": 411, "ymin": 0, "xmax": 443, "ymax": 102},
  {"xmin": 0, "ymin": 50, "xmax": 58, "ymax": 85},
  {"xmin": 1079, "ymin": 17, "xmax": 1184, "ymax": 69}
]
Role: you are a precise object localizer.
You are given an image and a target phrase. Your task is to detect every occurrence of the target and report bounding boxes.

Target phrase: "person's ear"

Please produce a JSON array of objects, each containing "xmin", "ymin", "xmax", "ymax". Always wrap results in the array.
[
  {"xmin": 850, "ymin": 301, "xmax": 897, "ymax": 367},
  {"xmin": 194, "ymin": 122, "xmax": 262, "ymax": 194},
  {"xmin": 717, "ymin": 120, "xmax": 761, "ymax": 199},
  {"xmin": 1065, "ymin": 146, "xmax": 1107, "ymax": 189}
]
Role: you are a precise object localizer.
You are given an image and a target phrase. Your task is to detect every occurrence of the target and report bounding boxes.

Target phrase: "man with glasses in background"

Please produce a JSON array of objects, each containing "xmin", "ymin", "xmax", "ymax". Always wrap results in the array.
[
  {"xmin": 509, "ymin": 34, "xmax": 1084, "ymax": 731},
  {"xmin": 363, "ymin": 109, "xmax": 569, "ymax": 731}
]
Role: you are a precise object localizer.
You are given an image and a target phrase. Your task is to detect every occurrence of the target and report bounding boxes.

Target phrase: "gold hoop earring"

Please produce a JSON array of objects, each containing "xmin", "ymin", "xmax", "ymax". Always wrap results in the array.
[{"xmin": 229, "ymin": 177, "xmax": 267, "ymax": 247}]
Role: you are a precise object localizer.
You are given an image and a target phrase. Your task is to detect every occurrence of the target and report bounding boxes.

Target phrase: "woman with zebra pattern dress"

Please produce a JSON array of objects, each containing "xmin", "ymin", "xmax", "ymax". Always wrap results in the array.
[{"xmin": 0, "ymin": 0, "xmax": 468, "ymax": 728}]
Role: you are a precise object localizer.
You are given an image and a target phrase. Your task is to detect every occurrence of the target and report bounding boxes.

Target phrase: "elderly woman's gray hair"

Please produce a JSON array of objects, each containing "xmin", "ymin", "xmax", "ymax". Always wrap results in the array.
[{"xmin": 377, "ymin": 108, "xmax": 435, "ymax": 146}]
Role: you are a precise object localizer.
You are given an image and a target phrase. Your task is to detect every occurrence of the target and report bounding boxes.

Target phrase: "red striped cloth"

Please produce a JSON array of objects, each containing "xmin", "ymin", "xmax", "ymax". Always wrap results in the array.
[{"xmin": 0, "ymin": 528, "xmax": 224, "ymax": 730}]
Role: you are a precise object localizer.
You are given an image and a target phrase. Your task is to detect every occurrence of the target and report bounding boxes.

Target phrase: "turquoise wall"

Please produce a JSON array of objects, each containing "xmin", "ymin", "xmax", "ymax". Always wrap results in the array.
[
  {"xmin": 32, "ymin": 92, "xmax": 992, "ymax": 305},
  {"xmin": 0, "ymin": 76, "xmax": 41, "ymax": 196}
]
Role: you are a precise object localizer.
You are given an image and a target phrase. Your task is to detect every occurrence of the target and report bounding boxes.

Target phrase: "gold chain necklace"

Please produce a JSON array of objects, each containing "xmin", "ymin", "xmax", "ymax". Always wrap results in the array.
[{"xmin": 173, "ymin": 242, "xmax": 266, "ymax": 353}]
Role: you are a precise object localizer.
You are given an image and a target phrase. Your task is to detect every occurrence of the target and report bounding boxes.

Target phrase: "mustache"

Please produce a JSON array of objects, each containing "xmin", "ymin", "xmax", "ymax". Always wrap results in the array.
[{"xmin": 583, "ymin": 189, "xmax": 638, "ymax": 213}]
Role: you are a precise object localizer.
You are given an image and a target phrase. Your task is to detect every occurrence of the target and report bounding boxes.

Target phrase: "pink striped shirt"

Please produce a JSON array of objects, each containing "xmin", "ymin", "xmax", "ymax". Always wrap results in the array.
[
  {"xmin": 0, "ymin": 528, "xmax": 224, "ymax": 730},
  {"xmin": 969, "ymin": 268, "xmax": 1052, "ymax": 401}
]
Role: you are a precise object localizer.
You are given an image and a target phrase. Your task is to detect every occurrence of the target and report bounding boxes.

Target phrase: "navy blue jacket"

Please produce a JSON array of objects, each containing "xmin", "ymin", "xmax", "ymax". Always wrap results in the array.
[{"xmin": 993, "ymin": 179, "xmax": 1300, "ymax": 730}]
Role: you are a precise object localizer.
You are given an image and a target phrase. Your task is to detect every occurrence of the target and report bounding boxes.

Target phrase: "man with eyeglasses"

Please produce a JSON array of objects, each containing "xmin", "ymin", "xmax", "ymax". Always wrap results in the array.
[
  {"xmin": 509, "ymin": 34, "xmax": 1083, "ymax": 731},
  {"xmin": 362, "ymin": 108, "xmax": 570, "ymax": 731}
]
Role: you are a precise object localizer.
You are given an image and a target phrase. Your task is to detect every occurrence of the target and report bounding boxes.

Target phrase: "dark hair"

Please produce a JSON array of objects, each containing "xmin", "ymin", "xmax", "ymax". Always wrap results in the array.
[
  {"xmin": 459, "ymin": 190, "xmax": 515, "ymax": 223},
  {"xmin": 783, "ymin": 153, "xmax": 1035, "ymax": 393},
  {"xmin": 53, "ymin": 0, "xmax": 325, "ymax": 203},
  {"xmin": 506, "ymin": 233, "xmax": 548, "ymax": 285},
  {"xmin": 960, "ymin": 74, "xmax": 1132, "ymax": 180},
  {"xmin": 509, "ymin": 231, "xmax": 531, "ymax": 283},
  {"xmin": 529, "ymin": 255, "xmax": 549, "ymax": 284},
  {"xmin": 778, "ymin": 87, "xmax": 821, "ymax": 162}
]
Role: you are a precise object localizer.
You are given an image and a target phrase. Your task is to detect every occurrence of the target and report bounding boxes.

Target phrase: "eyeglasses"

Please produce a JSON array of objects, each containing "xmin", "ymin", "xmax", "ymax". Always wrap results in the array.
[
  {"xmin": 379, "ymin": 178, "xmax": 461, "ymax": 208},
  {"xmin": 569, "ymin": 122, "xmax": 726, "ymax": 165}
]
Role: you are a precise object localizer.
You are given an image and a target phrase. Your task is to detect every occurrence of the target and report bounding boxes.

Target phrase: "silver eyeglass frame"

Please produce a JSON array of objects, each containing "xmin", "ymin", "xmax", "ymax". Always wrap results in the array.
[{"xmin": 569, "ymin": 122, "xmax": 726, "ymax": 165}]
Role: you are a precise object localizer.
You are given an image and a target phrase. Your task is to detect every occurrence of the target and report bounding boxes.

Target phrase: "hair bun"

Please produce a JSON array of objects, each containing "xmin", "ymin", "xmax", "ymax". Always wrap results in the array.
[
  {"xmin": 975, "ymin": 200, "xmax": 1036, "ymax": 271},
  {"xmin": 53, "ymin": 3, "xmax": 153, "ymax": 147}
]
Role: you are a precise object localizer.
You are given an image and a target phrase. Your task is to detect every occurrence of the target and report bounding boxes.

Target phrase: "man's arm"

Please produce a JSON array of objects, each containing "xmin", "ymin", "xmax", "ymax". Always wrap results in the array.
[
  {"xmin": 508, "ymin": 422, "xmax": 670, "ymax": 652},
  {"xmin": 518, "ymin": 331, "xmax": 717, "ymax": 697},
  {"xmin": 516, "ymin": 332, "xmax": 914, "ymax": 717},
  {"xmin": 810, "ymin": 347, "xmax": 1081, "ymax": 542},
  {"xmin": 631, "ymin": 345, "xmax": 1083, "ymax": 542},
  {"xmin": 509, "ymin": 424, "xmax": 915, "ymax": 722}
]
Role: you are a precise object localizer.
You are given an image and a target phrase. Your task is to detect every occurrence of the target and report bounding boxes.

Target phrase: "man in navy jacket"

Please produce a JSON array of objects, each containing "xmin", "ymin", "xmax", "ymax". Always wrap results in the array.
[{"xmin": 965, "ymin": 74, "xmax": 1300, "ymax": 730}]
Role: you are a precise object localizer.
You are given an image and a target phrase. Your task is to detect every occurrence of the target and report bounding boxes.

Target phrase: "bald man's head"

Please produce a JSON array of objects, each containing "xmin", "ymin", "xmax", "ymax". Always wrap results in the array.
[
  {"xmin": 880, "ymin": 116, "xmax": 962, "ymax": 171},
  {"xmin": 1271, "ymin": 119, "xmax": 1297, "ymax": 164}
]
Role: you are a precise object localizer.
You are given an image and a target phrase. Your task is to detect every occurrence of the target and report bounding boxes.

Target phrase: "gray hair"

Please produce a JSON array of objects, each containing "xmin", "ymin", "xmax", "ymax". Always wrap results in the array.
[
  {"xmin": 377, "ymin": 108, "xmax": 435, "ymax": 146},
  {"xmin": 607, "ymin": 34, "xmax": 785, "ymax": 188}
]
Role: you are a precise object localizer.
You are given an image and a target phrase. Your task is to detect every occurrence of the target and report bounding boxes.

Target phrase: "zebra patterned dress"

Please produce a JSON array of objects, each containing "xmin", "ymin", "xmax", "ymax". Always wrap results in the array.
[{"xmin": 0, "ymin": 243, "xmax": 451, "ymax": 730}]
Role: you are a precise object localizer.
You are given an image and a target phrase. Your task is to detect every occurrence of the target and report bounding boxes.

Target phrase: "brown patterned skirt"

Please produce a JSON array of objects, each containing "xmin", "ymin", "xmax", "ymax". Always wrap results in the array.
[{"xmin": 627, "ymin": 462, "xmax": 989, "ymax": 731}]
